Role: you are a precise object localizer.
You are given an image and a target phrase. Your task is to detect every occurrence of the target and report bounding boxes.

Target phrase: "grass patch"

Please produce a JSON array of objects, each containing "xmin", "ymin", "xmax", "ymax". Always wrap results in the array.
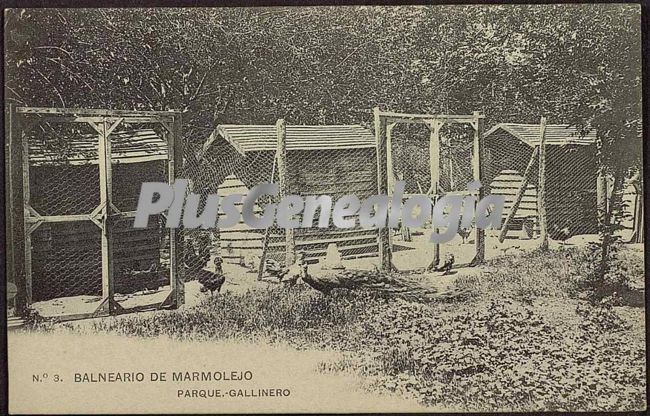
[{"xmin": 84, "ymin": 247, "xmax": 645, "ymax": 411}]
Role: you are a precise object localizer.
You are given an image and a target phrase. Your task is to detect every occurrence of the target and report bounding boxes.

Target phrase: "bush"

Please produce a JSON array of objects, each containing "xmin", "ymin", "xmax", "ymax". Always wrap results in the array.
[{"xmin": 568, "ymin": 241, "xmax": 642, "ymax": 305}]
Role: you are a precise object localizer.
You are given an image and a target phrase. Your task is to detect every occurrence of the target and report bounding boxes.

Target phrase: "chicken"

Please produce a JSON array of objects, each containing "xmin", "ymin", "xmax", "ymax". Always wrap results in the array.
[
  {"xmin": 458, "ymin": 227, "xmax": 472, "ymax": 244},
  {"xmin": 198, "ymin": 257, "xmax": 226, "ymax": 296},
  {"xmin": 264, "ymin": 258, "xmax": 303, "ymax": 286},
  {"xmin": 551, "ymin": 224, "xmax": 572, "ymax": 247},
  {"xmin": 434, "ymin": 253, "xmax": 455, "ymax": 275}
]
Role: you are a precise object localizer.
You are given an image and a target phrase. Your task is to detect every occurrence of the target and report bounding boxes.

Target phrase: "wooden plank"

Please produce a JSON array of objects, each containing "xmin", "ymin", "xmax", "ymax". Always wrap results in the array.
[
  {"xmin": 21, "ymin": 114, "xmax": 33, "ymax": 305},
  {"xmin": 276, "ymin": 119, "xmax": 295, "ymax": 266},
  {"xmin": 429, "ymin": 120, "xmax": 442, "ymax": 268},
  {"xmin": 374, "ymin": 107, "xmax": 392, "ymax": 270},
  {"xmin": 296, "ymin": 228, "xmax": 378, "ymax": 238},
  {"xmin": 16, "ymin": 106, "xmax": 179, "ymax": 118},
  {"xmin": 378, "ymin": 110, "xmax": 485, "ymax": 122},
  {"xmin": 537, "ymin": 116, "xmax": 549, "ymax": 250},
  {"xmin": 268, "ymin": 233, "xmax": 378, "ymax": 248},
  {"xmin": 470, "ymin": 112, "xmax": 485, "ymax": 266},
  {"xmin": 26, "ymin": 214, "xmax": 92, "ymax": 223},
  {"xmin": 596, "ymin": 170, "xmax": 607, "ymax": 227},
  {"xmin": 5, "ymin": 104, "xmax": 15, "ymax": 299},
  {"xmin": 498, "ymin": 147, "xmax": 540, "ymax": 243},
  {"xmin": 97, "ymin": 119, "xmax": 114, "ymax": 315},
  {"xmin": 170, "ymin": 113, "xmax": 184, "ymax": 307},
  {"xmin": 298, "ymin": 241, "xmax": 379, "ymax": 257}
]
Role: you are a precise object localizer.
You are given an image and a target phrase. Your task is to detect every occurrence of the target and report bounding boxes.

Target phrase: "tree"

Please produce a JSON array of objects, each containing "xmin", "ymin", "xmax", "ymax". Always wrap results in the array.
[{"xmin": 5, "ymin": 5, "xmax": 642, "ymax": 279}]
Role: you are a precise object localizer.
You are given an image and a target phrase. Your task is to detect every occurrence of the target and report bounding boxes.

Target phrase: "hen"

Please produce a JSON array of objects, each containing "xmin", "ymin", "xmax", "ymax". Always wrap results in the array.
[
  {"xmin": 198, "ymin": 257, "xmax": 226, "ymax": 296},
  {"xmin": 434, "ymin": 253, "xmax": 455, "ymax": 275},
  {"xmin": 458, "ymin": 227, "xmax": 472, "ymax": 244},
  {"xmin": 264, "ymin": 258, "xmax": 302, "ymax": 286}
]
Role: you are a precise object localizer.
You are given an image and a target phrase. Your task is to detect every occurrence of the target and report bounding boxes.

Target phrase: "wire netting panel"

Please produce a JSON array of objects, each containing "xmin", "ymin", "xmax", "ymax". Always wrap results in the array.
[
  {"xmin": 23, "ymin": 118, "xmax": 180, "ymax": 315},
  {"xmin": 545, "ymin": 145, "xmax": 599, "ymax": 238},
  {"xmin": 181, "ymin": 140, "xmax": 279, "ymax": 272},
  {"xmin": 484, "ymin": 133, "xmax": 539, "ymax": 240},
  {"xmin": 438, "ymin": 123, "xmax": 475, "ymax": 193},
  {"xmin": 28, "ymin": 123, "xmax": 100, "ymax": 216},
  {"xmin": 181, "ymin": 229, "xmax": 216, "ymax": 280},
  {"xmin": 390, "ymin": 124, "xmax": 432, "ymax": 194},
  {"xmin": 287, "ymin": 147, "xmax": 380, "ymax": 263},
  {"xmin": 111, "ymin": 125, "xmax": 170, "ymax": 212},
  {"xmin": 112, "ymin": 216, "xmax": 171, "ymax": 307},
  {"xmin": 31, "ymin": 220, "xmax": 102, "ymax": 301}
]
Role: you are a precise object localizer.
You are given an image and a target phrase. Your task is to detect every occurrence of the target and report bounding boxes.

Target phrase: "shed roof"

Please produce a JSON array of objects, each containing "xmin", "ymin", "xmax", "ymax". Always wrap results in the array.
[
  {"xmin": 485, "ymin": 123, "xmax": 597, "ymax": 147},
  {"xmin": 205, "ymin": 124, "xmax": 376, "ymax": 155},
  {"xmin": 29, "ymin": 129, "xmax": 167, "ymax": 166}
]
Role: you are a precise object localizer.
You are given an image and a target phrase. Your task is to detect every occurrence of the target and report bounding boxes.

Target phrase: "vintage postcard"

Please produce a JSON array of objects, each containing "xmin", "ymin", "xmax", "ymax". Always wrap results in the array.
[{"xmin": 4, "ymin": 4, "xmax": 646, "ymax": 414}]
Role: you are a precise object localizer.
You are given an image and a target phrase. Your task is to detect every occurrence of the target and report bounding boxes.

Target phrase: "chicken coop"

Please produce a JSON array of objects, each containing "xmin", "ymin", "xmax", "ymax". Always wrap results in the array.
[
  {"xmin": 374, "ymin": 108, "xmax": 486, "ymax": 271},
  {"xmin": 6, "ymin": 106, "xmax": 184, "ymax": 320},
  {"xmin": 483, "ymin": 123, "xmax": 598, "ymax": 240},
  {"xmin": 195, "ymin": 121, "xmax": 380, "ymax": 268}
]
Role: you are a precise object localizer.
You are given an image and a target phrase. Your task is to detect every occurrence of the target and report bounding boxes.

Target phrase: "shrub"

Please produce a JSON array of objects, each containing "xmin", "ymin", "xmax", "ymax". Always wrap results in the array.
[{"xmin": 568, "ymin": 240, "xmax": 642, "ymax": 305}]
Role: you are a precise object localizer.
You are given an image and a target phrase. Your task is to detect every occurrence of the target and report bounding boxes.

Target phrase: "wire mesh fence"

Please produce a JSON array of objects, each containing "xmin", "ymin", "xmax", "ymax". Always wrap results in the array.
[
  {"xmin": 110, "ymin": 126, "xmax": 173, "ymax": 309},
  {"xmin": 484, "ymin": 132, "xmax": 540, "ymax": 240},
  {"xmin": 286, "ymin": 146, "xmax": 380, "ymax": 263},
  {"xmin": 27, "ymin": 122, "xmax": 104, "ymax": 302},
  {"xmin": 14, "ymin": 110, "xmax": 180, "ymax": 319},
  {"xmin": 15, "ymin": 107, "xmax": 610, "ymax": 320},
  {"xmin": 387, "ymin": 122, "xmax": 481, "ymax": 269},
  {"xmin": 483, "ymin": 124, "xmax": 600, "ymax": 242},
  {"xmin": 179, "ymin": 124, "xmax": 381, "ymax": 275},
  {"xmin": 438, "ymin": 123, "xmax": 475, "ymax": 194},
  {"xmin": 180, "ymin": 138, "xmax": 279, "ymax": 279},
  {"xmin": 31, "ymin": 221, "xmax": 103, "ymax": 301}
]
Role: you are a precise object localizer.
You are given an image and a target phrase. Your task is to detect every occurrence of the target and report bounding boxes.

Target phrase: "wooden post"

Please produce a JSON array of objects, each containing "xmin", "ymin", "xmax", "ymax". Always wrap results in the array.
[
  {"xmin": 386, "ymin": 123, "xmax": 395, "ymax": 194},
  {"xmin": 596, "ymin": 168, "xmax": 608, "ymax": 228},
  {"xmin": 6, "ymin": 104, "xmax": 24, "ymax": 312},
  {"xmin": 10, "ymin": 106, "xmax": 28, "ymax": 312},
  {"xmin": 96, "ymin": 119, "xmax": 115, "ymax": 315},
  {"xmin": 470, "ymin": 112, "xmax": 485, "ymax": 266},
  {"xmin": 498, "ymin": 146, "xmax": 540, "ymax": 242},
  {"xmin": 20, "ymin": 113, "xmax": 33, "ymax": 305},
  {"xmin": 374, "ymin": 107, "xmax": 392, "ymax": 270},
  {"xmin": 168, "ymin": 114, "xmax": 184, "ymax": 307},
  {"xmin": 430, "ymin": 119, "xmax": 442, "ymax": 268},
  {"xmin": 257, "ymin": 157, "xmax": 278, "ymax": 281},
  {"xmin": 5, "ymin": 104, "xmax": 15, "ymax": 298},
  {"xmin": 537, "ymin": 116, "xmax": 548, "ymax": 250},
  {"xmin": 276, "ymin": 119, "xmax": 295, "ymax": 265},
  {"xmin": 429, "ymin": 120, "xmax": 441, "ymax": 195}
]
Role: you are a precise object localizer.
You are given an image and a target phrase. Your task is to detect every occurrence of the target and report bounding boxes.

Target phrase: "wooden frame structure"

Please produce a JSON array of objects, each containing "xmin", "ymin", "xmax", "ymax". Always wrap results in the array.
[
  {"xmin": 204, "ymin": 120, "xmax": 379, "ymax": 269},
  {"xmin": 373, "ymin": 107, "xmax": 485, "ymax": 270},
  {"xmin": 6, "ymin": 106, "xmax": 184, "ymax": 320},
  {"xmin": 497, "ymin": 116, "xmax": 549, "ymax": 247}
]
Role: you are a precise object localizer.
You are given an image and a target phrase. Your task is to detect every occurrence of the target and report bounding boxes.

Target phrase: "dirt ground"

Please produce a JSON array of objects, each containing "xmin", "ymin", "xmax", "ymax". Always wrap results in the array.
[{"xmin": 30, "ymin": 231, "xmax": 642, "ymax": 321}]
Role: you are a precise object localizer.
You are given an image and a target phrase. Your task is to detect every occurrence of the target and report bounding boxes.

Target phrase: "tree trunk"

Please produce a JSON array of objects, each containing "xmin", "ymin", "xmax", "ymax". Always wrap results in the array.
[{"xmin": 600, "ymin": 165, "xmax": 626, "ymax": 276}]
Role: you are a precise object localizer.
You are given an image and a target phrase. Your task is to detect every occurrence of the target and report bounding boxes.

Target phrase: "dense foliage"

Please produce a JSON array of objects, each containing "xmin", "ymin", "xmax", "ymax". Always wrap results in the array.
[{"xmin": 5, "ymin": 6, "xmax": 642, "ymax": 154}]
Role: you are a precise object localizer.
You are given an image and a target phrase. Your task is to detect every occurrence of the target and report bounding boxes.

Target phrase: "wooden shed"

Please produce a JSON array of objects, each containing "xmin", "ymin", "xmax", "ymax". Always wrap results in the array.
[
  {"xmin": 199, "ymin": 124, "xmax": 380, "ymax": 264},
  {"xmin": 483, "ymin": 123, "xmax": 598, "ymax": 238},
  {"xmin": 28, "ymin": 129, "xmax": 169, "ymax": 301}
]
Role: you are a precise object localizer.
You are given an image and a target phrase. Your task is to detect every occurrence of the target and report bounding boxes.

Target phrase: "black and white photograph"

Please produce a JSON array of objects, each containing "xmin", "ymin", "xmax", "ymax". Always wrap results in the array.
[{"xmin": 3, "ymin": 4, "xmax": 646, "ymax": 413}]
